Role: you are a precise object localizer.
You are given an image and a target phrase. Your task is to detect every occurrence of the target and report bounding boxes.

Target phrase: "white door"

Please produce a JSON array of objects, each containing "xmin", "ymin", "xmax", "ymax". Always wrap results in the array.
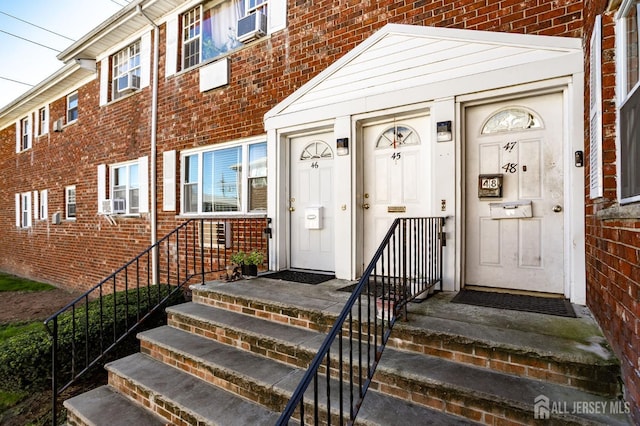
[
  {"xmin": 465, "ymin": 93, "xmax": 564, "ymax": 294},
  {"xmin": 290, "ymin": 133, "xmax": 335, "ymax": 271},
  {"xmin": 362, "ymin": 116, "xmax": 431, "ymax": 261}
]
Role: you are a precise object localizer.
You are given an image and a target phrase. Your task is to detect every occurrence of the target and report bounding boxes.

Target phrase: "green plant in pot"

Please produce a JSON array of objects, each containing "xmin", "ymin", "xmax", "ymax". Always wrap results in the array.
[{"xmin": 230, "ymin": 250, "xmax": 264, "ymax": 276}]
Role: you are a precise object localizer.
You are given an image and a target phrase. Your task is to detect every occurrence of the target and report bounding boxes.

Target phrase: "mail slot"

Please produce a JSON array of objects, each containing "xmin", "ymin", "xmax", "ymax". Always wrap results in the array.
[
  {"xmin": 489, "ymin": 201, "xmax": 532, "ymax": 219},
  {"xmin": 305, "ymin": 206, "xmax": 323, "ymax": 229}
]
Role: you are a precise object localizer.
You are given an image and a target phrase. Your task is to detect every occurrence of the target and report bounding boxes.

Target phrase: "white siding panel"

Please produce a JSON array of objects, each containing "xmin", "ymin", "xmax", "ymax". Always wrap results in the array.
[
  {"xmin": 163, "ymin": 150, "xmax": 176, "ymax": 211},
  {"xmin": 268, "ymin": 0, "xmax": 287, "ymax": 33},
  {"xmin": 97, "ymin": 164, "xmax": 106, "ymax": 213},
  {"xmin": 15, "ymin": 121, "xmax": 20, "ymax": 153},
  {"xmin": 15, "ymin": 194, "xmax": 20, "ymax": 227},
  {"xmin": 140, "ymin": 31, "xmax": 152, "ymax": 89},
  {"xmin": 33, "ymin": 191, "xmax": 39, "ymax": 221},
  {"xmin": 288, "ymin": 46, "xmax": 564, "ymax": 114},
  {"xmin": 165, "ymin": 15, "xmax": 178, "ymax": 77},
  {"xmin": 138, "ymin": 156, "xmax": 149, "ymax": 213},
  {"xmin": 99, "ymin": 58, "xmax": 109, "ymax": 106}
]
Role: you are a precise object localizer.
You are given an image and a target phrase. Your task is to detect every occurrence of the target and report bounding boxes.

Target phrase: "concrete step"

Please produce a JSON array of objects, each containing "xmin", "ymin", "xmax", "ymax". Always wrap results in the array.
[
  {"xmin": 160, "ymin": 304, "xmax": 628, "ymax": 425},
  {"xmin": 190, "ymin": 283, "xmax": 620, "ymax": 396},
  {"xmin": 64, "ymin": 385, "xmax": 165, "ymax": 426},
  {"xmin": 137, "ymin": 325, "xmax": 478, "ymax": 425},
  {"xmin": 105, "ymin": 352, "xmax": 282, "ymax": 425}
]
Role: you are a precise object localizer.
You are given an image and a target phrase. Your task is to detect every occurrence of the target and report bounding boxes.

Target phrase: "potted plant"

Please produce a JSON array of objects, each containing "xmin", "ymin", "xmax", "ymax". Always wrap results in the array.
[{"xmin": 230, "ymin": 250, "xmax": 264, "ymax": 277}]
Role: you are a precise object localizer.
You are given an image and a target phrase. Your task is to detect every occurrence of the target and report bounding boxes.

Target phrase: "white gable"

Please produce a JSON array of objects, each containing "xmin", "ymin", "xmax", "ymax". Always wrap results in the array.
[{"xmin": 265, "ymin": 24, "xmax": 582, "ymax": 129}]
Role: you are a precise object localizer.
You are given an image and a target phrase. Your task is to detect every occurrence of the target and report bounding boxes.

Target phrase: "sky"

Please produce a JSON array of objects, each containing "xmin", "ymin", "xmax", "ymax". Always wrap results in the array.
[{"xmin": 0, "ymin": 0, "xmax": 130, "ymax": 109}]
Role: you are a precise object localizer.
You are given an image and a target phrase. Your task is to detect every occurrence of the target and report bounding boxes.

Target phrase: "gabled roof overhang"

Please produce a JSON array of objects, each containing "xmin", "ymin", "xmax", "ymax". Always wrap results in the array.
[{"xmin": 265, "ymin": 24, "xmax": 583, "ymax": 130}]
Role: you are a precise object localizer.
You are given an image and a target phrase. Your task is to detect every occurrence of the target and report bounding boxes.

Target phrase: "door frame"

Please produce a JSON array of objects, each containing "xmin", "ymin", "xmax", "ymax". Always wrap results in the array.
[
  {"xmin": 353, "ymin": 105, "xmax": 432, "ymax": 278},
  {"xmin": 456, "ymin": 78, "xmax": 585, "ymax": 302}
]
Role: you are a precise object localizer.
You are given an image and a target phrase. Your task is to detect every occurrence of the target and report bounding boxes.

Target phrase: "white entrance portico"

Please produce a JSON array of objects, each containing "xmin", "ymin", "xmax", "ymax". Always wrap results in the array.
[{"xmin": 264, "ymin": 24, "xmax": 585, "ymax": 303}]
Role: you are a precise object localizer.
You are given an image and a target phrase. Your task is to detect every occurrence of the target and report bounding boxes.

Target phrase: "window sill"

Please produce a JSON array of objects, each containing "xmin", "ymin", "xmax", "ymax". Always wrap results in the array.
[
  {"xmin": 176, "ymin": 212, "xmax": 267, "ymax": 219},
  {"xmin": 173, "ymin": 35, "xmax": 271, "ymax": 78},
  {"xmin": 103, "ymin": 89, "xmax": 142, "ymax": 107},
  {"xmin": 595, "ymin": 203, "xmax": 640, "ymax": 220}
]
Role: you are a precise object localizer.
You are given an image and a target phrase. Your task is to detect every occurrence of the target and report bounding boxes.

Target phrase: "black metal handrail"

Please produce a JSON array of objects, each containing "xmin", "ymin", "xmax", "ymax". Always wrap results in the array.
[
  {"xmin": 44, "ymin": 217, "xmax": 269, "ymax": 425},
  {"xmin": 276, "ymin": 217, "xmax": 445, "ymax": 425}
]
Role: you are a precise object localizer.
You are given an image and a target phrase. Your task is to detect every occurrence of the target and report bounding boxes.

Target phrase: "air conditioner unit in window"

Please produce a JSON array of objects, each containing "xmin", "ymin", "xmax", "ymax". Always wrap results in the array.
[
  {"xmin": 237, "ymin": 11, "xmax": 267, "ymax": 43},
  {"xmin": 102, "ymin": 199, "xmax": 112, "ymax": 214},
  {"xmin": 53, "ymin": 118, "xmax": 64, "ymax": 132},
  {"xmin": 112, "ymin": 199, "xmax": 126, "ymax": 214},
  {"xmin": 117, "ymin": 74, "xmax": 140, "ymax": 93}
]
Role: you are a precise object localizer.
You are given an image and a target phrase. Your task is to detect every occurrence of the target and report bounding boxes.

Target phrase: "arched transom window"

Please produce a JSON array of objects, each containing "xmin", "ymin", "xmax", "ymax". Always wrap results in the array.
[
  {"xmin": 481, "ymin": 108, "xmax": 543, "ymax": 134},
  {"xmin": 376, "ymin": 124, "xmax": 420, "ymax": 148},
  {"xmin": 300, "ymin": 141, "xmax": 333, "ymax": 160}
]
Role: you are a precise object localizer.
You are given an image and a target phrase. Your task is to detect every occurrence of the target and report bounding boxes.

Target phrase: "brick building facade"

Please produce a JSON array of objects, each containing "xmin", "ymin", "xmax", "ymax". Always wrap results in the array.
[
  {"xmin": 583, "ymin": 0, "xmax": 640, "ymax": 421},
  {"xmin": 0, "ymin": 0, "xmax": 638, "ymax": 420}
]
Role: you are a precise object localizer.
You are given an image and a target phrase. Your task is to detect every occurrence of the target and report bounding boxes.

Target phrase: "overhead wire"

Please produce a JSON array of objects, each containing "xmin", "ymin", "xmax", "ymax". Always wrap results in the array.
[
  {"xmin": 0, "ymin": 29, "xmax": 62, "ymax": 52},
  {"xmin": 0, "ymin": 76, "xmax": 33, "ymax": 87},
  {"xmin": 0, "ymin": 11, "xmax": 75, "ymax": 41}
]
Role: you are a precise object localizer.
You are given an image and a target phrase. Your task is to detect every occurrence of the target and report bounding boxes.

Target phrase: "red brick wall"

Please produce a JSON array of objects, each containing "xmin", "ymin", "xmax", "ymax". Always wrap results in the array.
[
  {"xmin": 0, "ymin": 2, "xmax": 582, "ymax": 292},
  {"xmin": 583, "ymin": 1, "xmax": 640, "ymax": 421}
]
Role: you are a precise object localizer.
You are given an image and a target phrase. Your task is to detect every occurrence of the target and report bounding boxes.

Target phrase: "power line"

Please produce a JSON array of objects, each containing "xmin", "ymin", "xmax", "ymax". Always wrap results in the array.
[
  {"xmin": 108, "ymin": 0, "xmax": 128, "ymax": 7},
  {"xmin": 0, "ymin": 11, "xmax": 75, "ymax": 41},
  {"xmin": 0, "ymin": 29, "xmax": 62, "ymax": 53},
  {"xmin": 0, "ymin": 76, "xmax": 33, "ymax": 87}
]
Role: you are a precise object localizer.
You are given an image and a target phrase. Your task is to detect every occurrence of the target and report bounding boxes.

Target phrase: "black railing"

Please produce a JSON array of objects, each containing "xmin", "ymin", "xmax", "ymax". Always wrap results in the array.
[
  {"xmin": 276, "ymin": 217, "xmax": 445, "ymax": 425},
  {"xmin": 44, "ymin": 217, "xmax": 269, "ymax": 425}
]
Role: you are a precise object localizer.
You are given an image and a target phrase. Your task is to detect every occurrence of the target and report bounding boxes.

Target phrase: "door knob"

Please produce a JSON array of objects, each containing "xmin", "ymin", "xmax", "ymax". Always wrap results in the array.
[
  {"xmin": 362, "ymin": 203, "xmax": 370, "ymax": 210},
  {"xmin": 553, "ymin": 205, "xmax": 562, "ymax": 213},
  {"xmin": 289, "ymin": 207, "xmax": 295, "ymax": 212}
]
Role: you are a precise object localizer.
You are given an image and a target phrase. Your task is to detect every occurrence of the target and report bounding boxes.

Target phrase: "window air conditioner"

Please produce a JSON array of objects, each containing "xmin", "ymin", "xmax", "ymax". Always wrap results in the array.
[
  {"xmin": 237, "ymin": 11, "xmax": 267, "ymax": 43},
  {"xmin": 101, "ymin": 200, "xmax": 112, "ymax": 214},
  {"xmin": 117, "ymin": 74, "xmax": 141, "ymax": 93},
  {"xmin": 51, "ymin": 212, "xmax": 61, "ymax": 225},
  {"xmin": 112, "ymin": 199, "xmax": 126, "ymax": 214},
  {"xmin": 53, "ymin": 118, "xmax": 64, "ymax": 132}
]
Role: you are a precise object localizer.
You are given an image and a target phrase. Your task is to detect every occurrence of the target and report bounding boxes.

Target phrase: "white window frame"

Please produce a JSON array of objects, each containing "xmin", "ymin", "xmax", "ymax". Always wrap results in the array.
[
  {"xmin": 245, "ymin": 0, "xmax": 268, "ymax": 15},
  {"xmin": 20, "ymin": 116, "xmax": 31, "ymax": 151},
  {"xmin": 616, "ymin": 1, "xmax": 640, "ymax": 203},
  {"xmin": 40, "ymin": 189, "xmax": 48, "ymax": 221},
  {"xmin": 182, "ymin": 5, "xmax": 202, "ymax": 69},
  {"xmin": 38, "ymin": 106, "xmax": 48, "ymax": 136},
  {"xmin": 66, "ymin": 185, "xmax": 77, "ymax": 220},
  {"xmin": 18, "ymin": 192, "xmax": 32, "ymax": 228},
  {"xmin": 110, "ymin": 161, "xmax": 140, "ymax": 215},
  {"xmin": 180, "ymin": 138, "xmax": 267, "ymax": 215},
  {"xmin": 112, "ymin": 40, "xmax": 141, "ymax": 100},
  {"xmin": 67, "ymin": 92, "xmax": 78, "ymax": 123}
]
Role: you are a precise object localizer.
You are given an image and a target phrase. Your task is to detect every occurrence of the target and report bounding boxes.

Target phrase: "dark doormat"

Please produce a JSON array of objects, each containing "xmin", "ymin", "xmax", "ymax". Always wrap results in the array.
[
  {"xmin": 451, "ymin": 289, "xmax": 576, "ymax": 318},
  {"xmin": 261, "ymin": 270, "xmax": 335, "ymax": 285}
]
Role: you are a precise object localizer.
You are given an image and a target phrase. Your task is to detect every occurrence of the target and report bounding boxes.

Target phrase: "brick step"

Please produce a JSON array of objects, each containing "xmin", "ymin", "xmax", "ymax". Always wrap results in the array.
[
  {"xmin": 190, "ymin": 284, "xmax": 620, "ymax": 395},
  {"xmin": 162, "ymin": 303, "xmax": 628, "ymax": 425},
  {"xmin": 138, "ymin": 325, "xmax": 474, "ymax": 425}
]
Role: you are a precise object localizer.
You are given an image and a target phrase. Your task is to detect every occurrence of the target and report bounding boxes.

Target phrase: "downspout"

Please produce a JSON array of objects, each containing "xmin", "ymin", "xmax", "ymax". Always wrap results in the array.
[{"xmin": 138, "ymin": 4, "xmax": 160, "ymax": 284}]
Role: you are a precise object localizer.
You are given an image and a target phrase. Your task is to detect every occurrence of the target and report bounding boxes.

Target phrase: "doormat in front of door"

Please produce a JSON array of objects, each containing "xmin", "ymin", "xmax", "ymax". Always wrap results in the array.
[
  {"xmin": 451, "ymin": 289, "xmax": 576, "ymax": 318},
  {"xmin": 261, "ymin": 270, "xmax": 335, "ymax": 285}
]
